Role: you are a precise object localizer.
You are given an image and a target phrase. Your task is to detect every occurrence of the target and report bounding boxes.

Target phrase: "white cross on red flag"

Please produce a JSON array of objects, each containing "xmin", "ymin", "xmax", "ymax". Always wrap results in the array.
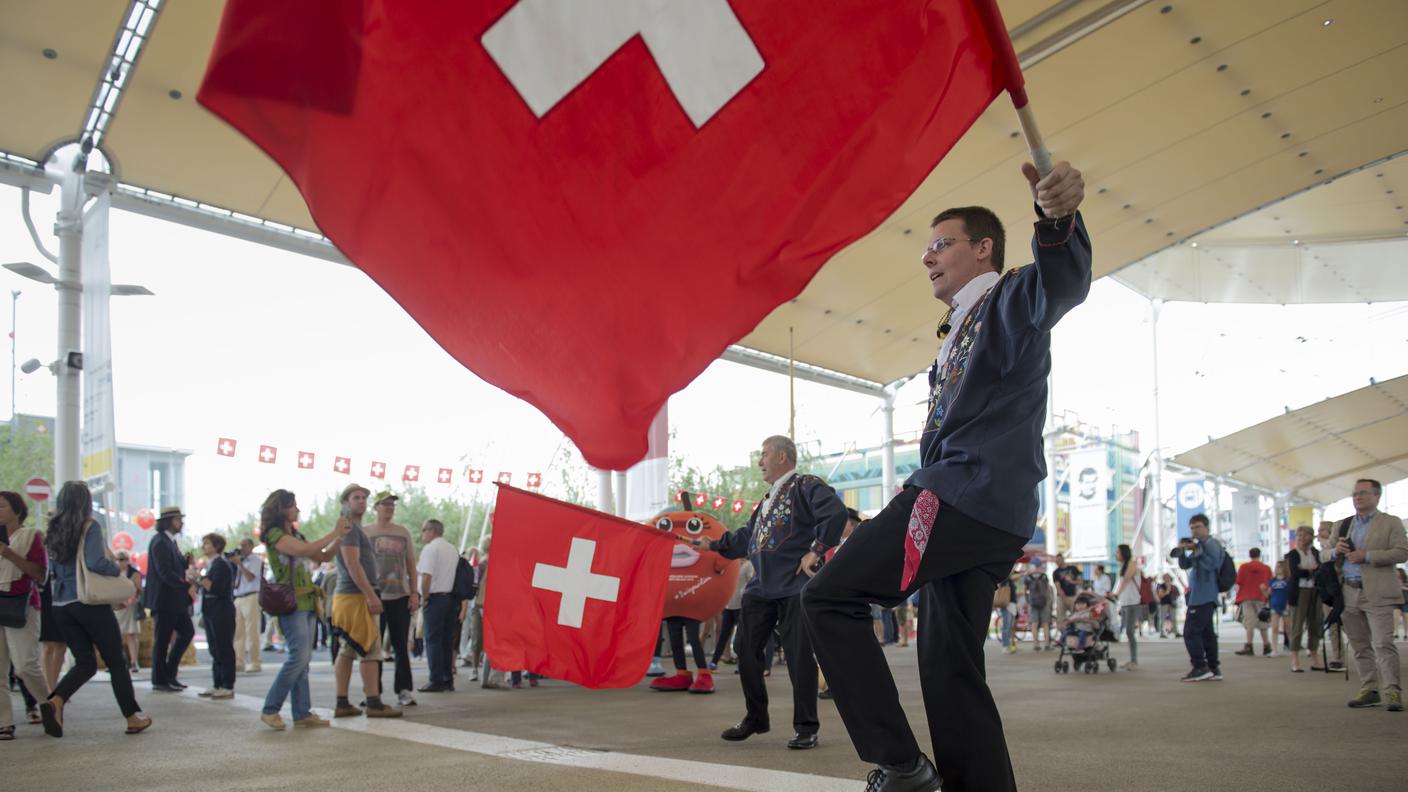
[
  {"xmin": 711, "ymin": 496, "xmax": 727, "ymax": 510},
  {"xmin": 437, "ymin": 467, "xmax": 453, "ymax": 484},
  {"xmin": 258, "ymin": 445, "xmax": 278, "ymax": 464},
  {"xmin": 216, "ymin": 437, "xmax": 237, "ymax": 457},
  {"xmin": 484, "ymin": 485, "xmax": 673, "ymax": 688},
  {"xmin": 467, "ymin": 469, "xmax": 484, "ymax": 484},
  {"xmin": 298, "ymin": 451, "xmax": 315, "ymax": 469},
  {"xmin": 403, "ymin": 465, "xmax": 420, "ymax": 482},
  {"xmin": 497, "ymin": 472, "xmax": 512, "ymax": 485},
  {"xmin": 370, "ymin": 461, "xmax": 386, "ymax": 479},
  {"xmin": 732, "ymin": 499, "xmax": 745, "ymax": 514},
  {"xmin": 198, "ymin": 0, "xmax": 1022, "ymax": 471},
  {"xmin": 526, "ymin": 472, "xmax": 542, "ymax": 489},
  {"xmin": 673, "ymin": 490, "xmax": 685, "ymax": 504},
  {"xmin": 334, "ymin": 456, "xmax": 351, "ymax": 474},
  {"xmin": 693, "ymin": 493, "xmax": 708, "ymax": 507}
]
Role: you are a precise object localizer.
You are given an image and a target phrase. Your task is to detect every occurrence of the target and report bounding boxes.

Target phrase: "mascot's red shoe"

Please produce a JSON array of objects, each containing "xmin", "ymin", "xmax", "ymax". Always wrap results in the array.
[
  {"xmin": 650, "ymin": 671, "xmax": 693, "ymax": 691},
  {"xmin": 688, "ymin": 671, "xmax": 715, "ymax": 694}
]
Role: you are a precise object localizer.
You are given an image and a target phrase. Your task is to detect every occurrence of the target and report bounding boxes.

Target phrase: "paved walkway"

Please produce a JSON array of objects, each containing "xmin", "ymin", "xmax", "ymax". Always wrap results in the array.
[{"xmin": 8, "ymin": 633, "xmax": 1405, "ymax": 791}]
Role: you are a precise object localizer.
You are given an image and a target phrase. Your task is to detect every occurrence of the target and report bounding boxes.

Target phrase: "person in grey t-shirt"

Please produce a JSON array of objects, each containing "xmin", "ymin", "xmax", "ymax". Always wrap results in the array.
[{"xmin": 331, "ymin": 483, "xmax": 401, "ymax": 719}]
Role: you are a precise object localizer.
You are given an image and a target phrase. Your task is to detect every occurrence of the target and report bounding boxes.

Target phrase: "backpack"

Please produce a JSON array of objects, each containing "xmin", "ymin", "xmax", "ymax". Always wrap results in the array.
[
  {"xmin": 451, "ymin": 556, "xmax": 477, "ymax": 601},
  {"xmin": 1215, "ymin": 544, "xmax": 1237, "ymax": 593},
  {"xmin": 1026, "ymin": 574, "xmax": 1050, "ymax": 608}
]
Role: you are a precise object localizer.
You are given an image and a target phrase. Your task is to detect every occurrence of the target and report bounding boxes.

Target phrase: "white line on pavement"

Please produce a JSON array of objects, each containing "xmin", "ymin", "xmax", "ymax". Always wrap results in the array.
[{"xmin": 146, "ymin": 683, "xmax": 856, "ymax": 792}]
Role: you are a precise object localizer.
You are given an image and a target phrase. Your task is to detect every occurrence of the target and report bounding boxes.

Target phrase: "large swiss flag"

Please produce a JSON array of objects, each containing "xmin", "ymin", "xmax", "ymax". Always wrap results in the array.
[
  {"xmin": 198, "ymin": 1, "xmax": 1019, "ymax": 469},
  {"xmin": 483, "ymin": 485, "xmax": 673, "ymax": 689}
]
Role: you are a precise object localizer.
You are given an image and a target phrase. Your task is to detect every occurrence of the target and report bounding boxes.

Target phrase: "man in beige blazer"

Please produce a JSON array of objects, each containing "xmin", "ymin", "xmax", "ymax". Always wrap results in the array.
[{"xmin": 1333, "ymin": 479, "xmax": 1408, "ymax": 711}]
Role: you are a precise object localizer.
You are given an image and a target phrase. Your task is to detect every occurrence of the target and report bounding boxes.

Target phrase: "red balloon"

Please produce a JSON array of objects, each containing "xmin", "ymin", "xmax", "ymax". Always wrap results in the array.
[
  {"xmin": 111, "ymin": 531, "xmax": 134, "ymax": 552},
  {"xmin": 647, "ymin": 510, "xmax": 739, "ymax": 621},
  {"xmin": 131, "ymin": 553, "xmax": 148, "ymax": 575},
  {"xmin": 135, "ymin": 509, "xmax": 155, "ymax": 530}
]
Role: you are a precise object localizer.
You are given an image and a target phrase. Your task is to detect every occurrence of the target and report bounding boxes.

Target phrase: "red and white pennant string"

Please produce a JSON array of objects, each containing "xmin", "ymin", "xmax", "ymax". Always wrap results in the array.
[{"xmin": 213, "ymin": 438, "xmax": 541, "ymax": 488}]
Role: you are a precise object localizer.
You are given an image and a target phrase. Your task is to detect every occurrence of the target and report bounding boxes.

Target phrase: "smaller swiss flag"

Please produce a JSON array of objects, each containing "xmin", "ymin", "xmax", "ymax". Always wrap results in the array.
[
  {"xmin": 437, "ymin": 467, "xmax": 453, "ymax": 484},
  {"xmin": 403, "ymin": 465, "xmax": 420, "ymax": 483},
  {"xmin": 370, "ymin": 461, "xmax": 386, "ymax": 479},
  {"xmin": 484, "ymin": 485, "xmax": 674, "ymax": 689},
  {"xmin": 497, "ymin": 472, "xmax": 513, "ymax": 485},
  {"xmin": 297, "ymin": 451, "xmax": 315, "ymax": 470},
  {"xmin": 467, "ymin": 469, "xmax": 484, "ymax": 484},
  {"xmin": 731, "ymin": 499, "xmax": 745, "ymax": 514},
  {"xmin": 673, "ymin": 490, "xmax": 685, "ymax": 504},
  {"xmin": 693, "ymin": 493, "xmax": 708, "ymax": 507},
  {"xmin": 216, "ymin": 438, "xmax": 237, "ymax": 457},
  {"xmin": 334, "ymin": 456, "xmax": 351, "ymax": 474},
  {"xmin": 526, "ymin": 472, "xmax": 542, "ymax": 489},
  {"xmin": 711, "ymin": 496, "xmax": 727, "ymax": 511},
  {"xmin": 258, "ymin": 445, "xmax": 277, "ymax": 464}
]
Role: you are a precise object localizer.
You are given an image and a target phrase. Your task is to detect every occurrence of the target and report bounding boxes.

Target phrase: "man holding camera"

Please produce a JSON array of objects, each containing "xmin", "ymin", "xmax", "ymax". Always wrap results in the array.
[
  {"xmin": 232, "ymin": 538, "xmax": 264, "ymax": 673},
  {"xmin": 1331, "ymin": 479, "xmax": 1407, "ymax": 711},
  {"xmin": 1171, "ymin": 513, "xmax": 1225, "ymax": 682}
]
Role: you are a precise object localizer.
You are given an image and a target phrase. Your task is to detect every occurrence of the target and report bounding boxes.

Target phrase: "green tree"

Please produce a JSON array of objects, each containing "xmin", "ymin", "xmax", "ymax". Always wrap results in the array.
[{"xmin": 0, "ymin": 417, "xmax": 55, "ymax": 504}]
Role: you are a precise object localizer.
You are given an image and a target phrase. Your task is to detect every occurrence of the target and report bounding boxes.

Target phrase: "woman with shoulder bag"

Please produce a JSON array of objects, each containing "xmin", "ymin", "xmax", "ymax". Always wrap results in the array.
[
  {"xmin": 1285, "ymin": 525, "xmax": 1323, "ymax": 673},
  {"xmin": 38, "ymin": 481, "xmax": 150, "ymax": 738},
  {"xmin": 114, "ymin": 551, "xmax": 144, "ymax": 675},
  {"xmin": 258, "ymin": 489, "xmax": 350, "ymax": 730},
  {"xmin": 0, "ymin": 491, "xmax": 51, "ymax": 740},
  {"xmin": 1113, "ymin": 544, "xmax": 1144, "ymax": 670}
]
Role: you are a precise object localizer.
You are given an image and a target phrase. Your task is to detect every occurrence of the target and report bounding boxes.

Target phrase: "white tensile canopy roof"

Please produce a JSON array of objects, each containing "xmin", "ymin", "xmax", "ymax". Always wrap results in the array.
[
  {"xmin": 1171, "ymin": 375, "xmax": 1408, "ymax": 506},
  {"xmin": 2, "ymin": 0, "xmax": 1406, "ymax": 389}
]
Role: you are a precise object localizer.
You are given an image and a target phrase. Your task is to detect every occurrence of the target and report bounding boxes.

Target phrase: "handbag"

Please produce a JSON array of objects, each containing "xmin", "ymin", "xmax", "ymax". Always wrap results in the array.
[
  {"xmin": 77, "ymin": 522, "xmax": 137, "ymax": 606},
  {"xmin": 0, "ymin": 592, "xmax": 26, "ymax": 629},
  {"xmin": 259, "ymin": 543, "xmax": 298, "ymax": 617}
]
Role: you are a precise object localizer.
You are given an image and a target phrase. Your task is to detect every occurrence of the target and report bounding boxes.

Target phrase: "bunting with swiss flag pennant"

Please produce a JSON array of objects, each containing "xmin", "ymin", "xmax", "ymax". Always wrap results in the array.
[
  {"xmin": 370, "ymin": 461, "xmax": 387, "ymax": 480},
  {"xmin": 438, "ymin": 467, "xmax": 453, "ymax": 484},
  {"xmin": 216, "ymin": 438, "xmax": 237, "ymax": 457},
  {"xmin": 468, "ymin": 469, "xmax": 485, "ymax": 484},
  {"xmin": 497, "ymin": 472, "xmax": 513, "ymax": 485},
  {"xmin": 334, "ymin": 456, "xmax": 351, "ymax": 474},
  {"xmin": 258, "ymin": 445, "xmax": 278, "ymax": 464},
  {"xmin": 403, "ymin": 465, "xmax": 421, "ymax": 483},
  {"xmin": 297, "ymin": 451, "xmax": 315, "ymax": 470},
  {"xmin": 526, "ymin": 472, "xmax": 543, "ymax": 489}
]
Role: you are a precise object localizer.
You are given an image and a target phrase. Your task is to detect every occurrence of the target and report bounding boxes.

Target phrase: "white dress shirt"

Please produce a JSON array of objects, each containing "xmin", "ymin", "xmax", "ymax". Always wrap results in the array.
[
  {"xmin": 417, "ymin": 537, "xmax": 460, "ymax": 595},
  {"xmin": 937, "ymin": 270, "xmax": 1000, "ymax": 371},
  {"xmin": 232, "ymin": 553, "xmax": 263, "ymax": 597},
  {"xmin": 756, "ymin": 469, "xmax": 797, "ymax": 527}
]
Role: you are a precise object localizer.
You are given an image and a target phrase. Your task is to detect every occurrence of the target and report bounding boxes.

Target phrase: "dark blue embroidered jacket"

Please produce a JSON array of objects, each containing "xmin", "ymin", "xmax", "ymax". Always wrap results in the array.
[
  {"xmin": 713, "ymin": 473, "xmax": 847, "ymax": 599},
  {"xmin": 908, "ymin": 211, "xmax": 1092, "ymax": 540}
]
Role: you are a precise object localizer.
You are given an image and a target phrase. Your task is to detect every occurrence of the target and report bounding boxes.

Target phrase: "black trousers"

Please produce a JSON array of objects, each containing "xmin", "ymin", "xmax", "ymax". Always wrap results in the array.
[
  {"xmin": 665, "ymin": 616, "xmax": 707, "ymax": 671},
  {"xmin": 51, "ymin": 602, "xmax": 141, "ymax": 717},
  {"xmin": 711, "ymin": 607, "xmax": 741, "ymax": 665},
  {"xmin": 203, "ymin": 600, "xmax": 237, "ymax": 690},
  {"xmin": 1184, "ymin": 601, "xmax": 1220, "ymax": 672},
  {"xmin": 151, "ymin": 607, "xmax": 194, "ymax": 686},
  {"xmin": 423, "ymin": 594, "xmax": 458, "ymax": 686},
  {"xmin": 802, "ymin": 487, "xmax": 1024, "ymax": 792},
  {"xmin": 378, "ymin": 597, "xmax": 414, "ymax": 694},
  {"xmin": 738, "ymin": 592, "xmax": 818, "ymax": 735}
]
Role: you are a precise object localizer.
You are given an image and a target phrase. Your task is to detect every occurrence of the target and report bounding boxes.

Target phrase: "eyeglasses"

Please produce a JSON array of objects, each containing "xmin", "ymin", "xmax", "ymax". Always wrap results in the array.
[{"xmin": 920, "ymin": 237, "xmax": 974, "ymax": 262}]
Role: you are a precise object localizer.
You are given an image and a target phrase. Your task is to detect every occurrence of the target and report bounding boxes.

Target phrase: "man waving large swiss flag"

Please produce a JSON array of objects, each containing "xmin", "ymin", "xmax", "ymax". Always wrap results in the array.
[
  {"xmin": 199, "ymin": 1, "xmax": 1020, "ymax": 469},
  {"xmin": 483, "ymin": 485, "xmax": 674, "ymax": 688}
]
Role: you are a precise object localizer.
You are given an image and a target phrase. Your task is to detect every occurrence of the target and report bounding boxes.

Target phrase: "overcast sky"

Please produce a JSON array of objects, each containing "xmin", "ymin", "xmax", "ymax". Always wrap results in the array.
[{"xmin": 2, "ymin": 184, "xmax": 1405, "ymax": 529}]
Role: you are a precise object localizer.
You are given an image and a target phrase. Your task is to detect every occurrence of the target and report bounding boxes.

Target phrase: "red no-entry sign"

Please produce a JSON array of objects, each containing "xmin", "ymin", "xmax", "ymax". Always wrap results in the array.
[{"xmin": 25, "ymin": 477, "xmax": 52, "ymax": 502}]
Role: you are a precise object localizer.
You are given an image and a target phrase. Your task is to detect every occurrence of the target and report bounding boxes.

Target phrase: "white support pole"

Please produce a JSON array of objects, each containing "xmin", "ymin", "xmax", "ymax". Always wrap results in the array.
[
  {"xmin": 53, "ymin": 161, "xmax": 84, "ymax": 485},
  {"xmin": 1044, "ymin": 375, "xmax": 1059, "ymax": 556},
  {"xmin": 612, "ymin": 471, "xmax": 628, "ymax": 518},
  {"xmin": 1149, "ymin": 299, "xmax": 1165, "ymax": 571},
  {"xmin": 595, "ymin": 468, "xmax": 613, "ymax": 514},
  {"xmin": 880, "ymin": 390, "xmax": 896, "ymax": 506}
]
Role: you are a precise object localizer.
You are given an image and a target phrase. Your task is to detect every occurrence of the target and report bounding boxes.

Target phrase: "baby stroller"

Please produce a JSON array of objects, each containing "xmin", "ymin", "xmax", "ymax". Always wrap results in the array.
[{"xmin": 1053, "ymin": 593, "xmax": 1117, "ymax": 674}]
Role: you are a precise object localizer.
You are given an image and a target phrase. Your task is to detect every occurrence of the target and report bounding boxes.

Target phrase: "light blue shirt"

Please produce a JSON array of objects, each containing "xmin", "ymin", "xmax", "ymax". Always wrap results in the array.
[{"xmin": 1340, "ymin": 512, "xmax": 1374, "ymax": 582}]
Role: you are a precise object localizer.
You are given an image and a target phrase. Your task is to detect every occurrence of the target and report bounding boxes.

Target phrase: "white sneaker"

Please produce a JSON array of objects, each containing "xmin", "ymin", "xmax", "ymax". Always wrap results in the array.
[
  {"xmin": 198, "ymin": 688, "xmax": 217, "ymax": 698},
  {"xmin": 211, "ymin": 688, "xmax": 235, "ymax": 699},
  {"xmin": 397, "ymin": 691, "xmax": 417, "ymax": 707}
]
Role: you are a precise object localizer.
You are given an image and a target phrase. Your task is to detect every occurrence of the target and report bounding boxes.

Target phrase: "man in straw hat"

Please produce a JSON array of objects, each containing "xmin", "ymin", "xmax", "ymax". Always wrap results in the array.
[
  {"xmin": 330, "ymin": 484, "xmax": 402, "ymax": 719},
  {"xmin": 146, "ymin": 506, "xmax": 196, "ymax": 693}
]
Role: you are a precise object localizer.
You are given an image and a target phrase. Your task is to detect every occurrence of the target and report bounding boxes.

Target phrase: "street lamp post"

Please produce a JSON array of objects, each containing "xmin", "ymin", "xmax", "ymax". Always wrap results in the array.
[{"xmin": 8, "ymin": 290, "xmax": 17, "ymax": 423}]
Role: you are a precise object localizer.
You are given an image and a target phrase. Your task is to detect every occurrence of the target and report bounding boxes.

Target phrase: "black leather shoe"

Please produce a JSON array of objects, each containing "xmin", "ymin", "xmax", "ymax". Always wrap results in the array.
[
  {"xmin": 720, "ymin": 721, "xmax": 769, "ymax": 741},
  {"xmin": 170, "ymin": 680, "xmax": 188, "ymax": 690},
  {"xmin": 417, "ymin": 684, "xmax": 452, "ymax": 693},
  {"xmin": 787, "ymin": 732, "xmax": 818, "ymax": 750},
  {"xmin": 864, "ymin": 754, "xmax": 942, "ymax": 792},
  {"xmin": 150, "ymin": 683, "xmax": 182, "ymax": 693}
]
